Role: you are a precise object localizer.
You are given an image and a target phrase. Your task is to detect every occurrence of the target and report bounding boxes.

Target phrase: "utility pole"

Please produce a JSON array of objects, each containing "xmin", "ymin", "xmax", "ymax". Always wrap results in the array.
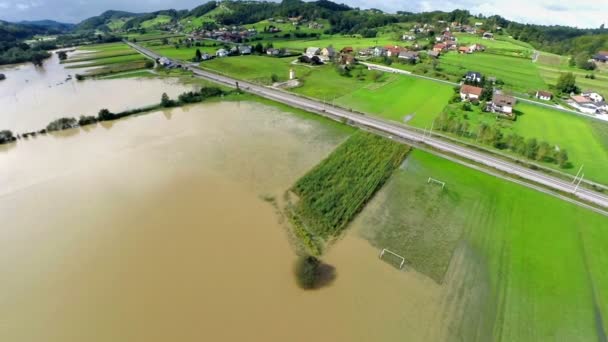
[
  {"xmin": 574, "ymin": 174, "xmax": 585, "ymax": 193},
  {"xmin": 572, "ymin": 165, "xmax": 584, "ymax": 184}
]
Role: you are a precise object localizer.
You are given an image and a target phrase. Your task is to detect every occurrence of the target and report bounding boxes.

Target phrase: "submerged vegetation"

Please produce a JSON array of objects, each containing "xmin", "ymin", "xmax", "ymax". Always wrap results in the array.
[
  {"xmin": 294, "ymin": 255, "xmax": 336, "ymax": 290},
  {"xmin": 288, "ymin": 132, "xmax": 410, "ymax": 245}
]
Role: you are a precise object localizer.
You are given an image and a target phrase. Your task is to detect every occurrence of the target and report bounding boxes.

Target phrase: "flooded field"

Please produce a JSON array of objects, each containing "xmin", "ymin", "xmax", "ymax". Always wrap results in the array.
[
  {"xmin": 0, "ymin": 101, "xmax": 442, "ymax": 341},
  {"xmin": 0, "ymin": 52, "xmax": 193, "ymax": 132}
]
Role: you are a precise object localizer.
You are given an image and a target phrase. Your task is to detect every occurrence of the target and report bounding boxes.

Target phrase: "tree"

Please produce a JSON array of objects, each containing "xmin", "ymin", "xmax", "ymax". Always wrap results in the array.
[
  {"xmin": 574, "ymin": 52, "xmax": 596, "ymax": 70},
  {"xmin": 195, "ymin": 49, "xmax": 202, "ymax": 62},
  {"xmin": 525, "ymin": 138, "xmax": 538, "ymax": 160},
  {"xmin": 144, "ymin": 60, "xmax": 154, "ymax": 68},
  {"xmin": 161, "ymin": 93, "xmax": 175, "ymax": 107},
  {"xmin": 57, "ymin": 51, "xmax": 68, "ymax": 61},
  {"xmin": 536, "ymin": 141, "xmax": 553, "ymax": 162},
  {"xmin": 97, "ymin": 108, "xmax": 115, "ymax": 121},
  {"xmin": 162, "ymin": 38, "xmax": 169, "ymax": 45},
  {"xmin": 0, "ymin": 73, "xmax": 5, "ymax": 81},
  {"xmin": 555, "ymin": 72, "xmax": 579, "ymax": 94},
  {"xmin": 294, "ymin": 255, "xmax": 321, "ymax": 289},
  {"xmin": 557, "ymin": 149, "xmax": 569, "ymax": 168},
  {"xmin": 271, "ymin": 73, "xmax": 279, "ymax": 82},
  {"xmin": 480, "ymin": 83, "xmax": 493, "ymax": 101}
]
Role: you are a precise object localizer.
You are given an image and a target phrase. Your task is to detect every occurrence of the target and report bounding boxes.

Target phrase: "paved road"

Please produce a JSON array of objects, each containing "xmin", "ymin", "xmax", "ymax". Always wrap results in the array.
[{"xmin": 126, "ymin": 41, "xmax": 608, "ymax": 210}]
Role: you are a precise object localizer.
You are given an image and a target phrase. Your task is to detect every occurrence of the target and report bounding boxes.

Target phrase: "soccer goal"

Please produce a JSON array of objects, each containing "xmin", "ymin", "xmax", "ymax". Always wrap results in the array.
[
  {"xmin": 379, "ymin": 248, "xmax": 406, "ymax": 269},
  {"xmin": 427, "ymin": 177, "xmax": 446, "ymax": 190}
]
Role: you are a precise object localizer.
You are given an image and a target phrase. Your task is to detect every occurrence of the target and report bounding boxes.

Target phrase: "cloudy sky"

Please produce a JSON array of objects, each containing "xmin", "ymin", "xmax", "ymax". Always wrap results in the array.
[{"xmin": 0, "ymin": 0, "xmax": 605, "ymax": 28}]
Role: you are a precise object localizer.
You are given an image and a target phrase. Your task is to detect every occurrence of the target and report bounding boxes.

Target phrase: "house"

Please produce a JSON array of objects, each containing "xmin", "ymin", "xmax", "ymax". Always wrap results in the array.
[
  {"xmin": 238, "ymin": 45, "xmax": 252, "ymax": 55},
  {"xmin": 339, "ymin": 54, "xmax": 355, "ymax": 65},
  {"xmin": 215, "ymin": 49, "xmax": 228, "ymax": 57},
  {"xmin": 266, "ymin": 48, "xmax": 280, "ymax": 56},
  {"xmin": 321, "ymin": 47, "xmax": 336, "ymax": 58},
  {"xmin": 433, "ymin": 43, "xmax": 447, "ymax": 53},
  {"xmin": 569, "ymin": 95, "xmax": 600, "ymax": 114},
  {"xmin": 358, "ymin": 48, "xmax": 373, "ymax": 57},
  {"xmin": 373, "ymin": 47, "xmax": 386, "ymax": 57},
  {"xmin": 402, "ymin": 34, "xmax": 416, "ymax": 41},
  {"xmin": 445, "ymin": 41, "xmax": 457, "ymax": 50},
  {"xmin": 427, "ymin": 50, "xmax": 440, "ymax": 58},
  {"xmin": 460, "ymin": 84, "xmax": 483, "ymax": 101},
  {"xmin": 341, "ymin": 46, "xmax": 354, "ymax": 54},
  {"xmin": 398, "ymin": 51, "xmax": 419, "ymax": 62},
  {"xmin": 305, "ymin": 47, "xmax": 321, "ymax": 57},
  {"xmin": 465, "ymin": 71, "xmax": 483, "ymax": 83},
  {"xmin": 582, "ymin": 91, "xmax": 604, "ymax": 103},
  {"xmin": 593, "ymin": 51, "xmax": 608, "ymax": 63},
  {"xmin": 458, "ymin": 46, "xmax": 470, "ymax": 54},
  {"xmin": 469, "ymin": 44, "xmax": 486, "ymax": 52},
  {"xmin": 535, "ymin": 91, "xmax": 553, "ymax": 101},
  {"xmin": 483, "ymin": 32, "xmax": 494, "ymax": 39},
  {"xmin": 386, "ymin": 46, "xmax": 402, "ymax": 57},
  {"xmin": 490, "ymin": 94, "xmax": 516, "ymax": 116},
  {"xmin": 201, "ymin": 53, "xmax": 211, "ymax": 61}
]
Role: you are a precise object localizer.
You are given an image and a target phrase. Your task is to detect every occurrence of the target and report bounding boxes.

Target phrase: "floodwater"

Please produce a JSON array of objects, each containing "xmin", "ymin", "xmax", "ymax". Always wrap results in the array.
[
  {"xmin": 0, "ymin": 101, "xmax": 442, "ymax": 341},
  {"xmin": 0, "ymin": 52, "xmax": 193, "ymax": 132}
]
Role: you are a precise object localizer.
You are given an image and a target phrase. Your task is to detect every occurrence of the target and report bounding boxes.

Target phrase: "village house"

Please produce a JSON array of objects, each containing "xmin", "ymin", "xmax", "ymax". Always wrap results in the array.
[
  {"xmin": 385, "ymin": 46, "xmax": 402, "ymax": 57},
  {"xmin": 305, "ymin": 47, "xmax": 321, "ymax": 57},
  {"xmin": 569, "ymin": 95, "xmax": 601, "ymax": 114},
  {"xmin": 339, "ymin": 54, "xmax": 355, "ymax": 66},
  {"xmin": 427, "ymin": 50, "xmax": 440, "ymax": 58},
  {"xmin": 321, "ymin": 47, "xmax": 336, "ymax": 58},
  {"xmin": 483, "ymin": 32, "xmax": 494, "ymax": 39},
  {"xmin": 402, "ymin": 34, "xmax": 416, "ymax": 41},
  {"xmin": 373, "ymin": 46, "xmax": 387, "ymax": 57},
  {"xmin": 465, "ymin": 71, "xmax": 483, "ymax": 83},
  {"xmin": 458, "ymin": 46, "xmax": 470, "ymax": 54},
  {"xmin": 489, "ymin": 94, "xmax": 516, "ymax": 116},
  {"xmin": 460, "ymin": 84, "xmax": 483, "ymax": 101},
  {"xmin": 469, "ymin": 44, "xmax": 486, "ymax": 52},
  {"xmin": 582, "ymin": 91, "xmax": 605, "ymax": 103},
  {"xmin": 266, "ymin": 48, "xmax": 280, "ymax": 56},
  {"xmin": 341, "ymin": 46, "xmax": 354, "ymax": 54},
  {"xmin": 433, "ymin": 43, "xmax": 447, "ymax": 53},
  {"xmin": 398, "ymin": 51, "xmax": 419, "ymax": 63},
  {"xmin": 215, "ymin": 49, "xmax": 228, "ymax": 58},
  {"xmin": 238, "ymin": 45, "xmax": 252, "ymax": 55},
  {"xmin": 535, "ymin": 91, "xmax": 553, "ymax": 101},
  {"xmin": 358, "ymin": 48, "xmax": 373, "ymax": 57},
  {"xmin": 593, "ymin": 51, "xmax": 608, "ymax": 63}
]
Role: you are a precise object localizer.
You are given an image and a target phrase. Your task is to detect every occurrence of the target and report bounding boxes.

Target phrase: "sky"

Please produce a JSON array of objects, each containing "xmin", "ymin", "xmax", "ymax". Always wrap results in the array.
[{"xmin": 0, "ymin": 0, "xmax": 606, "ymax": 28}]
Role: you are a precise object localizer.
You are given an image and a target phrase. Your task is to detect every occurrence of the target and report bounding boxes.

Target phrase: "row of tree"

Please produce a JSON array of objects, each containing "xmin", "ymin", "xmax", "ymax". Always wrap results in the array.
[{"xmin": 435, "ymin": 112, "xmax": 569, "ymax": 168}]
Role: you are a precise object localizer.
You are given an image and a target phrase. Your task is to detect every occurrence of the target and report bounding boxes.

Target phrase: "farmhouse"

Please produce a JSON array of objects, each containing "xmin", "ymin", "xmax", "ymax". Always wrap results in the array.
[
  {"xmin": 238, "ymin": 45, "xmax": 252, "ymax": 55},
  {"xmin": 582, "ymin": 91, "xmax": 604, "ymax": 103},
  {"xmin": 215, "ymin": 49, "xmax": 228, "ymax": 58},
  {"xmin": 489, "ymin": 94, "xmax": 516, "ymax": 116},
  {"xmin": 402, "ymin": 34, "xmax": 416, "ymax": 41},
  {"xmin": 305, "ymin": 47, "xmax": 321, "ymax": 57},
  {"xmin": 433, "ymin": 43, "xmax": 447, "ymax": 53},
  {"xmin": 339, "ymin": 54, "xmax": 355, "ymax": 65},
  {"xmin": 460, "ymin": 84, "xmax": 483, "ymax": 101},
  {"xmin": 427, "ymin": 50, "xmax": 440, "ymax": 58},
  {"xmin": 483, "ymin": 32, "xmax": 494, "ymax": 39},
  {"xmin": 569, "ymin": 95, "xmax": 600, "ymax": 114},
  {"xmin": 386, "ymin": 46, "xmax": 402, "ymax": 57},
  {"xmin": 358, "ymin": 48, "xmax": 373, "ymax": 57},
  {"xmin": 535, "ymin": 91, "xmax": 553, "ymax": 101},
  {"xmin": 593, "ymin": 51, "xmax": 608, "ymax": 63},
  {"xmin": 266, "ymin": 48, "xmax": 280, "ymax": 56},
  {"xmin": 465, "ymin": 71, "xmax": 483, "ymax": 83},
  {"xmin": 373, "ymin": 46, "xmax": 387, "ymax": 57},
  {"xmin": 458, "ymin": 46, "xmax": 470, "ymax": 54},
  {"xmin": 341, "ymin": 46, "xmax": 354, "ymax": 54},
  {"xmin": 321, "ymin": 47, "xmax": 336, "ymax": 58},
  {"xmin": 469, "ymin": 44, "xmax": 486, "ymax": 52},
  {"xmin": 398, "ymin": 51, "xmax": 419, "ymax": 62}
]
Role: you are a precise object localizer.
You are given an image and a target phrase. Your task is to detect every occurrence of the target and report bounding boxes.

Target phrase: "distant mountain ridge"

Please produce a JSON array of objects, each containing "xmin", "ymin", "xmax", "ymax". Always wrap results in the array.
[{"xmin": 18, "ymin": 20, "xmax": 75, "ymax": 31}]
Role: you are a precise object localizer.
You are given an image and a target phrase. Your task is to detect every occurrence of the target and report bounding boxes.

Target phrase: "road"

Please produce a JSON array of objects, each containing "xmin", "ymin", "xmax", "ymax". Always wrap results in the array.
[
  {"xmin": 361, "ymin": 61, "xmax": 607, "ymax": 122},
  {"xmin": 126, "ymin": 41, "xmax": 608, "ymax": 210}
]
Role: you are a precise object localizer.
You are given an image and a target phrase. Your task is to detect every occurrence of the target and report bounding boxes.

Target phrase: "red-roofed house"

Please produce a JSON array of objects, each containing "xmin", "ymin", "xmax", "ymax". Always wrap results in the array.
[
  {"xmin": 460, "ymin": 84, "xmax": 483, "ymax": 101},
  {"xmin": 385, "ymin": 46, "xmax": 402, "ymax": 57},
  {"xmin": 433, "ymin": 43, "xmax": 447, "ymax": 53}
]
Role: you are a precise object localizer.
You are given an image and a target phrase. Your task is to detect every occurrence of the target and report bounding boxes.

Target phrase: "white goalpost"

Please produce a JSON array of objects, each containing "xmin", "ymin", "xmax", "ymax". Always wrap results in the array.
[
  {"xmin": 427, "ymin": 177, "xmax": 446, "ymax": 190},
  {"xmin": 379, "ymin": 248, "xmax": 406, "ymax": 269}
]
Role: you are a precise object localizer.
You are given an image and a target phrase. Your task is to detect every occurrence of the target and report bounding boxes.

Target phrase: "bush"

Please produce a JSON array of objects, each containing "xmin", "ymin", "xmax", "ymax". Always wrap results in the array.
[
  {"xmin": 0, "ymin": 73, "xmax": 5, "ymax": 81},
  {"xmin": 46, "ymin": 117, "xmax": 78, "ymax": 132},
  {"xmin": 0, "ymin": 130, "xmax": 15, "ymax": 144},
  {"xmin": 271, "ymin": 73, "xmax": 279, "ymax": 83},
  {"xmin": 294, "ymin": 255, "xmax": 321, "ymax": 289},
  {"xmin": 78, "ymin": 115, "xmax": 98, "ymax": 126},
  {"xmin": 97, "ymin": 108, "xmax": 116, "ymax": 121},
  {"xmin": 144, "ymin": 60, "xmax": 154, "ymax": 68}
]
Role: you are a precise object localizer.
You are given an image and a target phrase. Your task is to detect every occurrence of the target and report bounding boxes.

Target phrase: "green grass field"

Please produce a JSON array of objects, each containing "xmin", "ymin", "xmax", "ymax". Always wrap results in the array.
[
  {"xmin": 200, "ymin": 55, "xmax": 310, "ymax": 84},
  {"xmin": 334, "ymin": 76, "xmax": 455, "ymax": 127},
  {"xmin": 357, "ymin": 149, "xmax": 608, "ymax": 341},
  {"xmin": 140, "ymin": 15, "xmax": 173, "ymax": 29},
  {"xmin": 439, "ymin": 52, "xmax": 546, "ymax": 92},
  {"xmin": 537, "ymin": 52, "xmax": 608, "ymax": 97},
  {"xmin": 453, "ymin": 33, "xmax": 534, "ymax": 55}
]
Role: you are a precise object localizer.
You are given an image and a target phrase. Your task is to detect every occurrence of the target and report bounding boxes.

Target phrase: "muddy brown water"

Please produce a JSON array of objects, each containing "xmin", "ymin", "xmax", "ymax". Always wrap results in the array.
[
  {"xmin": 0, "ymin": 101, "xmax": 442, "ymax": 341},
  {"xmin": 0, "ymin": 52, "xmax": 193, "ymax": 132}
]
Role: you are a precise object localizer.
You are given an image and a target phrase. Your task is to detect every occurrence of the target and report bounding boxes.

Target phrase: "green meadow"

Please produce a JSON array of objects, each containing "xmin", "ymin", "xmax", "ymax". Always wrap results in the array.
[
  {"xmin": 537, "ymin": 52, "xmax": 608, "ymax": 97},
  {"xmin": 334, "ymin": 76, "xmax": 455, "ymax": 126},
  {"xmin": 140, "ymin": 15, "xmax": 173, "ymax": 29},
  {"xmin": 439, "ymin": 52, "xmax": 546, "ymax": 92},
  {"xmin": 357, "ymin": 149, "xmax": 608, "ymax": 341}
]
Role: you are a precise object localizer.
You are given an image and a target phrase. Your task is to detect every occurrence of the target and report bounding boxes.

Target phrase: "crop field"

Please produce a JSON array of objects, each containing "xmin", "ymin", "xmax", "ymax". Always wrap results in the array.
[
  {"xmin": 453, "ymin": 33, "xmax": 534, "ymax": 54},
  {"xmin": 356, "ymin": 149, "xmax": 608, "ymax": 341},
  {"xmin": 334, "ymin": 75, "xmax": 455, "ymax": 127},
  {"xmin": 439, "ymin": 52, "xmax": 546, "ymax": 92},
  {"xmin": 147, "ymin": 44, "xmax": 219, "ymax": 61},
  {"xmin": 290, "ymin": 132, "xmax": 410, "ymax": 240},
  {"xmin": 200, "ymin": 55, "xmax": 310, "ymax": 84},
  {"xmin": 64, "ymin": 42, "xmax": 149, "ymax": 77}
]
